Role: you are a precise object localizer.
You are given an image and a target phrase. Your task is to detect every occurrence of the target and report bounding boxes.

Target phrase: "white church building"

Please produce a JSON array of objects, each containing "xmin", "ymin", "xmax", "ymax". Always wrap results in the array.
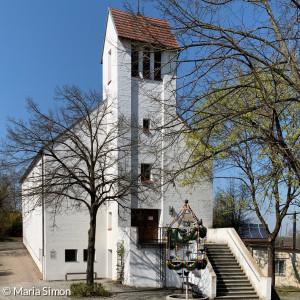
[
  {"xmin": 21, "ymin": 7, "xmax": 214, "ymax": 287},
  {"xmin": 21, "ymin": 9, "xmax": 274, "ymax": 299}
]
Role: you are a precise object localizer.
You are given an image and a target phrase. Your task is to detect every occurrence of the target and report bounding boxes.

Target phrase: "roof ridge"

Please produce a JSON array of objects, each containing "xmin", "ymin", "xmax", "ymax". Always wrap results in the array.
[{"xmin": 109, "ymin": 7, "xmax": 169, "ymax": 24}]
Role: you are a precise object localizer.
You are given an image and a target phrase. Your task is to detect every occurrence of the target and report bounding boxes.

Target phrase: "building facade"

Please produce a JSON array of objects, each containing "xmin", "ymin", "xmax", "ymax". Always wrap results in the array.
[{"xmin": 22, "ymin": 8, "xmax": 213, "ymax": 287}]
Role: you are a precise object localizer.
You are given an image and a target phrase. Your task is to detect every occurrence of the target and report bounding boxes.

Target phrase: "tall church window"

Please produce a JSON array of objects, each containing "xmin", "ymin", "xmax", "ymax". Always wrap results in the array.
[
  {"xmin": 131, "ymin": 45, "xmax": 139, "ymax": 77},
  {"xmin": 154, "ymin": 51, "xmax": 161, "ymax": 80},
  {"xmin": 143, "ymin": 48, "xmax": 151, "ymax": 79}
]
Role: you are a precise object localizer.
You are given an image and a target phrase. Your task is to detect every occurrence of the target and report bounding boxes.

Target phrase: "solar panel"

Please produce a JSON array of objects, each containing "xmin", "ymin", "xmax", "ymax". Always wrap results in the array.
[{"xmin": 239, "ymin": 224, "xmax": 268, "ymax": 239}]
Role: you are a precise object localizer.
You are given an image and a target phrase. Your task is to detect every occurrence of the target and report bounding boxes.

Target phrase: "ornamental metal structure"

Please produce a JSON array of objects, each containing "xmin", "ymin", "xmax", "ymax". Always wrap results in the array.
[{"xmin": 166, "ymin": 200, "xmax": 208, "ymax": 298}]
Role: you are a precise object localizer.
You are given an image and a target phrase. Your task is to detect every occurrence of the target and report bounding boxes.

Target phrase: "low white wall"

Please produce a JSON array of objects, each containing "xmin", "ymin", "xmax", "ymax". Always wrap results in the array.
[
  {"xmin": 207, "ymin": 228, "xmax": 272, "ymax": 300},
  {"xmin": 123, "ymin": 227, "xmax": 162, "ymax": 287}
]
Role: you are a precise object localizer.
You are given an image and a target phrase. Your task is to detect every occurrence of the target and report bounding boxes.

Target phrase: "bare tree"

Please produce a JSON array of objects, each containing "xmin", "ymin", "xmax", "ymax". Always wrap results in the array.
[
  {"xmin": 153, "ymin": 0, "xmax": 300, "ymax": 286},
  {"xmin": 2, "ymin": 86, "xmax": 141, "ymax": 286}
]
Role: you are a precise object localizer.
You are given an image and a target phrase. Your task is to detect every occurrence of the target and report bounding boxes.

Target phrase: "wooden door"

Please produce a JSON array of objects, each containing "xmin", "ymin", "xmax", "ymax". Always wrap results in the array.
[{"xmin": 131, "ymin": 209, "xmax": 158, "ymax": 242}]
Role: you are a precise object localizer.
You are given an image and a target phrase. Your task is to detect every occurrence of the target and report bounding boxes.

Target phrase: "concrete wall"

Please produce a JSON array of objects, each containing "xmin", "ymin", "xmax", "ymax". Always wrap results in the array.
[{"xmin": 252, "ymin": 247, "xmax": 300, "ymax": 288}]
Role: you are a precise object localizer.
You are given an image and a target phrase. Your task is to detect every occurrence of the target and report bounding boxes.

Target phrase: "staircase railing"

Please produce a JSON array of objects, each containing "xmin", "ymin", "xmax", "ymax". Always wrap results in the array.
[{"xmin": 207, "ymin": 228, "xmax": 272, "ymax": 300}]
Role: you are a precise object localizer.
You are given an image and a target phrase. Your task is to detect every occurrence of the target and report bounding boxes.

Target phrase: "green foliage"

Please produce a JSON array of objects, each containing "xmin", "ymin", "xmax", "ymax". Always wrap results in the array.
[
  {"xmin": 8, "ymin": 214, "xmax": 22, "ymax": 236},
  {"xmin": 70, "ymin": 283, "xmax": 112, "ymax": 297}
]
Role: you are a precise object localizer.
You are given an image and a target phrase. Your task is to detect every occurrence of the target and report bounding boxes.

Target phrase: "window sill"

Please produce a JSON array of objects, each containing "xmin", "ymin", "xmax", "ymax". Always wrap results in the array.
[
  {"xmin": 141, "ymin": 180, "xmax": 153, "ymax": 184},
  {"xmin": 132, "ymin": 76, "xmax": 163, "ymax": 82}
]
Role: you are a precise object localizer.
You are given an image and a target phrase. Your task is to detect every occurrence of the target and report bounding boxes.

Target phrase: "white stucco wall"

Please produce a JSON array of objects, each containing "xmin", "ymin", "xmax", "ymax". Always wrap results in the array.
[
  {"xmin": 42, "ymin": 204, "xmax": 107, "ymax": 280},
  {"xmin": 22, "ymin": 159, "xmax": 43, "ymax": 273},
  {"xmin": 252, "ymin": 247, "xmax": 300, "ymax": 288}
]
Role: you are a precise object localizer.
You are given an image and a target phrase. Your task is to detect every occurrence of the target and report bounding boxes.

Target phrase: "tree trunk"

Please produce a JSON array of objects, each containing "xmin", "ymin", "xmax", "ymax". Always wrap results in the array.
[
  {"xmin": 267, "ymin": 239, "xmax": 276, "ymax": 287},
  {"xmin": 86, "ymin": 208, "xmax": 97, "ymax": 286}
]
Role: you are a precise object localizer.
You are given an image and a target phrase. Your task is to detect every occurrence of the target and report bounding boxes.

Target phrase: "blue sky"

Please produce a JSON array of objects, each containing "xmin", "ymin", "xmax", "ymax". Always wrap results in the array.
[{"xmin": 0, "ymin": 0, "xmax": 156, "ymax": 138}]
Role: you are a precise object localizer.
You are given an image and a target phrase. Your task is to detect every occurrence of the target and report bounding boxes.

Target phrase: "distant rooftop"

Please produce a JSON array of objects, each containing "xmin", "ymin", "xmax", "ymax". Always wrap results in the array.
[
  {"xmin": 109, "ymin": 8, "xmax": 179, "ymax": 49},
  {"xmin": 239, "ymin": 223, "xmax": 268, "ymax": 239}
]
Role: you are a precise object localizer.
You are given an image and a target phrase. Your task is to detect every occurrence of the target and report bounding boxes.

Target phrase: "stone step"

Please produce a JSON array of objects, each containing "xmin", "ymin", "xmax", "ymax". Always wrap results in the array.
[
  {"xmin": 207, "ymin": 253, "xmax": 235, "ymax": 257},
  {"xmin": 215, "ymin": 296, "xmax": 259, "ymax": 300},
  {"xmin": 218, "ymin": 291, "xmax": 258, "ymax": 296},
  {"xmin": 218, "ymin": 286, "xmax": 256, "ymax": 292},
  {"xmin": 214, "ymin": 270, "xmax": 245, "ymax": 275},
  {"xmin": 211, "ymin": 261, "xmax": 239, "ymax": 266},
  {"xmin": 213, "ymin": 265, "xmax": 241, "ymax": 270},
  {"xmin": 218, "ymin": 281, "xmax": 252, "ymax": 287},
  {"xmin": 218, "ymin": 279, "xmax": 251, "ymax": 283},
  {"xmin": 209, "ymin": 256, "xmax": 235, "ymax": 260}
]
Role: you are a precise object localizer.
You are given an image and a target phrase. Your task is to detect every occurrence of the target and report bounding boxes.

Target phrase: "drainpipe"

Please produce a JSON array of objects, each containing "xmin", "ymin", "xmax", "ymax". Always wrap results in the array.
[
  {"xmin": 41, "ymin": 153, "xmax": 45, "ymax": 278},
  {"xmin": 293, "ymin": 211, "xmax": 296, "ymax": 250}
]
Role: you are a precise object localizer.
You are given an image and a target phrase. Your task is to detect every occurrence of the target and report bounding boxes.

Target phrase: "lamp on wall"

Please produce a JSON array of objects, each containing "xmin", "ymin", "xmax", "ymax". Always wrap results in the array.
[{"xmin": 169, "ymin": 206, "xmax": 174, "ymax": 216}]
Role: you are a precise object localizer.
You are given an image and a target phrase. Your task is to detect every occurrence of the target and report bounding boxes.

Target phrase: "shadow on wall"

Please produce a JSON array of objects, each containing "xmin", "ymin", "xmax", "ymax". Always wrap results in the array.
[
  {"xmin": 290, "ymin": 252, "xmax": 300, "ymax": 284},
  {"xmin": 253, "ymin": 248, "xmax": 268, "ymax": 271},
  {"xmin": 131, "ymin": 249, "xmax": 161, "ymax": 286}
]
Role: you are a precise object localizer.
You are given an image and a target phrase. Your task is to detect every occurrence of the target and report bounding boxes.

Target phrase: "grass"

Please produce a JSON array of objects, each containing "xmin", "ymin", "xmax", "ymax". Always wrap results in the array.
[{"xmin": 276, "ymin": 286, "xmax": 300, "ymax": 296}]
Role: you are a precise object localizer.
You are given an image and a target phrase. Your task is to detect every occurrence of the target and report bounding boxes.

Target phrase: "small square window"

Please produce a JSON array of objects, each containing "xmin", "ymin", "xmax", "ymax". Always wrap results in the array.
[
  {"xmin": 141, "ymin": 163, "xmax": 151, "ymax": 183},
  {"xmin": 65, "ymin": 249, "xmax": 77, "ymax": 262},
  {"xmin": 275, "ymin": 260, "xmax": 286, "ymax": 275},
  {"xmin": 143, "ymin": 119, "xmax": 150, "ymax": 133}
]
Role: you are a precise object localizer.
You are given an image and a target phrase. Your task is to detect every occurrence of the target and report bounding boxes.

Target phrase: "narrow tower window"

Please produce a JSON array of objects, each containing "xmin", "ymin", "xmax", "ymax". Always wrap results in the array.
[
  {"xmin": 108, "ymin": 49, "xmax": 112, "ymax": 84},
  {"xmin": 143, "ymin": 48, "xmax": 151, "ymax": 79},
  {"xmin": 141, "ymin": 163, "xmax": 152, "ymax": 183},
  {"xmin": 108, "ymin": 212, "xmax": 112, "ymax": 230},
  {"xmin": 143, "ymin": 119, "xmax": 150, "ymax": 133},
  {"xmin": 131, "ymin": 45, "xmax": 139, "ymax": 77},
  {"xmin": 154, "ymin": 51, "xmax": 161, "ymax": 80}
]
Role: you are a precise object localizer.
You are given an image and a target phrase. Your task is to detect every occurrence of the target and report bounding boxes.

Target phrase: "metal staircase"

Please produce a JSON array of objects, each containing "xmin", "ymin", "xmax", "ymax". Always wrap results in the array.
[{"xmin": 207, "ymin": 244, "xmax": 260, "ymax": 300}]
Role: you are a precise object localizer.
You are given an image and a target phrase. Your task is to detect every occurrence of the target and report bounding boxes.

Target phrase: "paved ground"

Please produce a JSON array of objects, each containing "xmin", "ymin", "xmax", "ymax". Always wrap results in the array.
[
  {"xmin": 0, "ymin": 238, "xmax": 41, "ymax": 284},
  {"xmin": 0, "ymin": 279, "xmax": 179, "ymax": 300},
  {"xmin": 0, "ymin": 239, "xmax": 299, "ymax": 299}
]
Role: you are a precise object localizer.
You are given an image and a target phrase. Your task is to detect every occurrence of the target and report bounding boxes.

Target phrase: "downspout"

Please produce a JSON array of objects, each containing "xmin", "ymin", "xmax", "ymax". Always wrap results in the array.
[
  {"xmin": 293, "ymin": 211, "xmax": 296, "ymax": 250},
  {"xmin": 41, "ymin": 153, "xmax": 45, "ymax": 279}
]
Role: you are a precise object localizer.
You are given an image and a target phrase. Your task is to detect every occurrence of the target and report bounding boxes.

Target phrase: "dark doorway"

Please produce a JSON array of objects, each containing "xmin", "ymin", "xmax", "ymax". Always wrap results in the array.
[{"xmin": 131, "ymin": 209, "xmax": 159, "ymax": 242}]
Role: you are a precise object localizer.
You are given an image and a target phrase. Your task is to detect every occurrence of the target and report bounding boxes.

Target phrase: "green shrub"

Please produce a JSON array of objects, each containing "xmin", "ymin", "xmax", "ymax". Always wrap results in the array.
[{"xmin": 70, "ymin": 282, "xmax": 112, "ymax": 297}]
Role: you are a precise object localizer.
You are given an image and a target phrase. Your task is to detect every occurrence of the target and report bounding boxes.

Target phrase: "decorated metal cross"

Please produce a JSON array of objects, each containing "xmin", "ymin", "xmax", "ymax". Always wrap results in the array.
[{"xmin": 166, "ymin": 200, "xmax": 207, "ymax": 271}]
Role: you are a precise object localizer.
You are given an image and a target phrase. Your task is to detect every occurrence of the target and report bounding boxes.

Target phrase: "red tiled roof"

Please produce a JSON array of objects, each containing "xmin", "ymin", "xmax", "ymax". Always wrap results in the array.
[{"xmin": 109, "ymin": 8, "xmax": 179, "ymax": 49}]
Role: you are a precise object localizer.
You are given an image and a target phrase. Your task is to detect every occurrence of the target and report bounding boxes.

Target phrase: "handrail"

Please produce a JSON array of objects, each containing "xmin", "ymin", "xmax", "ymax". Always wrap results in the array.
[{"xmin": 227, "ymin": 229, "xmax": 261, "ymax": 282}]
